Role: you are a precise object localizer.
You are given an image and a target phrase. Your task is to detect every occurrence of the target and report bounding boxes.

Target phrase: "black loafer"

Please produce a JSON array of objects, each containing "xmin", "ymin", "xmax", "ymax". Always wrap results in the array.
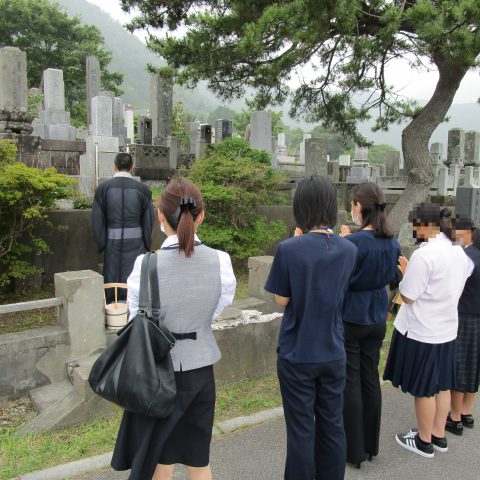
[
  {"xmin": 461, "ymin": 414, "xmax": 474, "ymax": 429},
  {"xmin": 446, "ymin": 414, "xmax": 463, "ymax": 436}
]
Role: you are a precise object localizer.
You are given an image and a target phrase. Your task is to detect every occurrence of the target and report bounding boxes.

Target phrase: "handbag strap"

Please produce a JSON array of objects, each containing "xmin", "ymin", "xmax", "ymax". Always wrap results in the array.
[
  {"xmin": 138, "ymin": 253, "xmax": 152, "ymax": 316},
  {"xmin": 148, "ymin": 252, "xmax": 161, "ymax": 317}
]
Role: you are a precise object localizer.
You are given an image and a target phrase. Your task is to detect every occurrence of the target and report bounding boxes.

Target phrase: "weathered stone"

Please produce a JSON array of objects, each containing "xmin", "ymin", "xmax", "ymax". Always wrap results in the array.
[
  {"xmin": 385, "ymin": 151, "xmax": 400, "ymax": 176},
  {"xmin": 138, "ymin": 115, "xmax": 152, "ymax": 144},
  {"xmin": 339, "ymin": 154, "xmax": 351, "ymax": 166},
  {"xmin": 299, "ymin": 134, "xmax": 311, "ymax": 164},
  {"xmin": 465, "ymin": 131, "xmax": 480, "ymax": 166},
  {"xmin": 249, "ymin": 111, "xmax": 273, "ymax": 155},
  {"xmin": 277, "ymin": 132, "xmax": 286, "ymax": 148},
  {"xmin": 86, "ymin": 56, "xmax": 101, "ymax": 128},
  {"xmin": 437, "ymin": 166, "xmax": 449, "ymax": 196},
  {"xmin": 124, "ymin": 106, "xmax": 134, "ymax": 142},
  {"xmin": 91, "ymin": 96, "xmax": 113, "ymax": 137},
  {"xmin": 0, "ymin": 46, "xmax": 33, "ymax": 133},
  {"xmin": 186, "ymin": 121, "xmax": 201, "ymax": 154},
  {"xmin": 457, "ymin": 184, "xmax": 480, "ymax": 225},
  {"xmin": 195, "ymin": 138, "xmax": 206, "ymax": 158},
  {"xmin": 43, "ymin": 69, "xmax": 65, "ymax": 111},
  {"xmin": 167, "ymin": 136, "xmax": 179, "ymax": 169},
  {"xmin": 448, "ymin": 128, "xmax": 465, "ymax": 164},
  {"xmin": 215, "ymin": 119, "xmax": 233, "ymax": 142},
  {"xmin": 150, "ymin": 73, "xmax": 173, "ymax": 146},
  {"xmin": 200, "ymin": 124, "xmax": 212, "ymax": 144},
  {"xmin": 354, "ymin": 145, "xmax": 369, "ymax": 163},
  {"xmin": 305, "ymin": 137, "xmax": 328, "ymax": 177}
]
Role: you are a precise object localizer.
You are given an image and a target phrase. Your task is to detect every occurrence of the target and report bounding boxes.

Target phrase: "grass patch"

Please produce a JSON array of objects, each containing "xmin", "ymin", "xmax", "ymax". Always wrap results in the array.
[
  {"xmin": 234, "ymin": 269, "xmax": 249, "ymax": 300},
  {"xmin": 150, "ymin": 186, "xmax": 163, "ymax": 201},
  {"xmin": 0, "ymin": 375, "xmax": 281, "ymax": 479},
  {"xmin": 0, "ymin": 287, "xmax": 57, "ymax": 335}
]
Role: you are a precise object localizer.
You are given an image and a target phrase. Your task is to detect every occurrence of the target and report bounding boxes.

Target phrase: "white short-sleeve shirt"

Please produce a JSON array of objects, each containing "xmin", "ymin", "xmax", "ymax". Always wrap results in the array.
[{"xmin": 394, "ymin": 233, "xmax": 474, "ymax": 344}]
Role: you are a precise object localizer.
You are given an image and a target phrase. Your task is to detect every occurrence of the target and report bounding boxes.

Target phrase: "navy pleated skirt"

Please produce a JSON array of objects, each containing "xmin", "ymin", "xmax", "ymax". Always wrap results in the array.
[
  {"xmin": 111, "ymin": 365, "xmax": 215, "ymax": 480},
  {"xmin": 383, "ymin": 329, "xmax": 456, "ymax": 397}
]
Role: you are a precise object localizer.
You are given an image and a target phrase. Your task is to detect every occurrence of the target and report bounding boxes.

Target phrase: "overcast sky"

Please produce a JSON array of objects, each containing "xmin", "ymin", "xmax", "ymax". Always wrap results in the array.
[{"xmin": 88, "ymin": 0, "xmax": 479, "ymax": 105}]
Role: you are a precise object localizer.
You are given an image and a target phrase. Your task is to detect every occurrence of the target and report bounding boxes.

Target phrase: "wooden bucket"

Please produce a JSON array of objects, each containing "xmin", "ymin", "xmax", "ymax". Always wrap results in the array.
[{"xmin": 104, "ymin": 283, "xmax": 128, "ymax": 330}]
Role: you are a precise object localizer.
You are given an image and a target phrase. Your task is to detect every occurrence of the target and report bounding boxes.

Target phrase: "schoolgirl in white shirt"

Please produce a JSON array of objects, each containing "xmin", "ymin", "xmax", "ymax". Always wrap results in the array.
[{"xmin": 383, "ymin": 203, "xmax": 474, "ymax": 458}]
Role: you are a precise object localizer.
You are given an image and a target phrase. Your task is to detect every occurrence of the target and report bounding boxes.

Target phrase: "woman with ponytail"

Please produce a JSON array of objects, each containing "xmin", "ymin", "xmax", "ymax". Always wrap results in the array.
[
  {"xmin": 340, "ymin": 182, "xmax": 401, "ymax": 468},
  {"xmin": 383, "ymin": 203, "xmax": 473, "ymax": 459},
  {"xmin": 111, "ymin": 178, "xmax": 236, "ymax": 480}
]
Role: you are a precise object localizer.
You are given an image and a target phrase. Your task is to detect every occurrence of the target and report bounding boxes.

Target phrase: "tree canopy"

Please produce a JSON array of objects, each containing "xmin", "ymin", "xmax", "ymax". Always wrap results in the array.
[
  {"xmin": 0, "ymin": 0, "xmax": 123, "ymax": 126},
  {"xmin": 121, "ymin": 0, "xmax": 480, "ymax": 228}
]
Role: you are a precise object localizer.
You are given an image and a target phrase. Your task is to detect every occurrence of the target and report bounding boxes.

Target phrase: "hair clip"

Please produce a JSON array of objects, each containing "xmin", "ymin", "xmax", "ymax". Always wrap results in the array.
[
  {"xmin": 180, "ymin": 197, "xmax": 196, "ymax": 211},
  {"xmin": 376, "ymin": 203, "xmax": 386, "ymax": 212}
]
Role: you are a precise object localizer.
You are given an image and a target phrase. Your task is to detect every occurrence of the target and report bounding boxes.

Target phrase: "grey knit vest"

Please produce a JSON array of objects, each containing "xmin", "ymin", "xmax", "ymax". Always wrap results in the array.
[{"xmin": 156, "ymin": 244, "xmax": 222, "ymax": 372}]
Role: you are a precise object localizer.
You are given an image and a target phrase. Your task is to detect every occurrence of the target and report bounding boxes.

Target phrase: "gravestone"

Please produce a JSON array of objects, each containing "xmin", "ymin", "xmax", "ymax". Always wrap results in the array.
[
  {"xmin": 430, "ymin": 142, "xmax": 444, "ymax": 174},
  {"xmin": 465, "ymin": 131, "xmax": 480, "ymax": 166},
  {"xmin": 457, "ymin": 183, "xmax": 480, "ymax": 225},
  {"xmin": 385, "ymin": 151, "xmax": 400, "ymax": 176},
  {"xmin": 338, "ymin": 154, "xmax": 351, "ymax": 166},
  {"xmin": 167, "ymin": 136, "xmax": 179, "ymax": 169},
  {"xmin": 124, "ymin": 106, "xmax": 134, "ymax": 143},
  {"xmin": 450, "ymin": 145, "xmax": 465, "ymax": 166},
  {"xmin": 200, "ymin": 124, "xmax": 212, "ymax": 144},
  {"xmin": 463, "ymin": 166, "xmax": 477, "ymax": 187},
  {"xmin": 137, "ymin": 116, "xmax": 152, "ymax": 144},
  {"xmin": 379, "ymin": 165, "xmax": 386, "ymax": 177},
  {"xmin": 112, "ymin": 97, "xmax": 127, "ymax": 143},
  {"xmin": 450, "ymin": 163, "xmax": 461, "ymax": 194},
  {"xmin": 37, "ymin": 68, "xmax": 75, "ymax": 140},
  {"xmin": 91, "ymin": 96, "xmax": 113, "ymax": 137},
  {"xmin": 186, "ymin": 121, "xmax": 201, "ymax": 155},
  {"xmin": 299, "ymin": 134, "xmax": 311, "ymax": 164},
  {"xmin": 215, "ymin": 119, "xmax": 233, "ymax": 142},
  {"xmin": 150, "ymin": 74, "xmax": 173, "ymax": 146},
  {"xmin": 195, "ymin": 138, "xmax": 206, "ymax": 159},
  {"xmin": 277, "ymin": 133, "xmax": 286, "ymax": 149},
  {"xmin": 86, "ymin": 56, "xmax": 101, "ymax": 129},
  {"xmin": 249, "ymin": 111, "xmax": 273, "ymax": 155},
  {"xmin": 329, "ymin": 160, "xmax": 340, "ymax": 183},
  {"xmin": 448, "ymin": 128, "xmax": 465, "ymax": 164},
  {"xmin": 354, "ymin": 146, "xmax": 369, "ymax": 164},
  {"xmin": 305, "ymin": 138, "xmax": 328, "ymax": 177},
  {"xmin": 0, "ymin": 46, "xmax": 33, "ymax": 134},
  {"xmin": 437, "ymin": 166, "xmax": 449, "ymax": 196}
]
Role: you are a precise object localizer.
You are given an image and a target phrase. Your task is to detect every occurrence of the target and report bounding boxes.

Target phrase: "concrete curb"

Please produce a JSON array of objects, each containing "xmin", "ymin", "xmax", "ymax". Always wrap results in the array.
[{"xmin": 16, "ymin": 407, "xmax": 285, "ymax": 480}]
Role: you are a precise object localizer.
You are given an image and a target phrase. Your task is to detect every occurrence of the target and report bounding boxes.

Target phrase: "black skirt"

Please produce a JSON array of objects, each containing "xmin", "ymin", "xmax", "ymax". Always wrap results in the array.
[
  {"xmin": 455, "ymin": 312, "xmax": 480, "ymax": 393},
  {"xmin": 111, "ymin": 365, "xmax": 216, "ymax": 480},
  {"xmin": 383, "ymin": 329, "xmax": 456, "ymax": 397}
]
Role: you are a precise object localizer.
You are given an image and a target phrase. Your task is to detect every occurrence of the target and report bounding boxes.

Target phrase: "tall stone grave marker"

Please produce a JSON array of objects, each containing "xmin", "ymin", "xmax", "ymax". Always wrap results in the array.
[
  {"xmin": 339, "ymin": 154, "xmax": 351, "ymax": 166},
  {"xmin": 124, "ymin": 106, "xmax": 134, "ymax": 143},
  {"xmin": 86, "ymin": 56, "xmax": 101, "ymax": 130},
  {"xmin": 299, "ymin": 134, "xmax": 312, "ymax": 164},
  {"xmin": 465, "ymin": 131, "xmax": 480, "ymax": 166},
  {"xmin": 215, "ymin": 119, "xmax": 233, "ymax": 142},
  {"xmin": 150, "ymin": 74, "xmax": 173, "ymax": 146},
  {"xmin": 0, "ymin": 46, "xmax": 33, "ymax": 134},
  {"xmin": 346, "ymin": 145, "xmax": 371, "ymax": 182},
  {"xmin": 457, "ymin": 179, "xmax": 480, "ymax": 225},
  {"xmin": 430, "ymin": 142, "xmax": 444, "ymax": 174},
  {"xmin": 37, "ymin": 68, "xmax": 75, "ymax": 140},
  {"xmin": 138, "ymin": 116, "xmax": 152, "ymax": 144},
  {"xmin": 249, "ymin": 111, "xmax": 273, "ymax": 156},
  {"xmin": 112, "ymin": 97, "xmax": 127, "ymax": 143},
  {"xmin": 448, "ymin": 128, "xmax": 465, "ymax": 164},
  {"xmin": 385, "ymin": 151, "xmax": 400, "ymax": 176},
  {"xmin": 305, "ymin": 138, "xmax": 328, "ymax": 177}
]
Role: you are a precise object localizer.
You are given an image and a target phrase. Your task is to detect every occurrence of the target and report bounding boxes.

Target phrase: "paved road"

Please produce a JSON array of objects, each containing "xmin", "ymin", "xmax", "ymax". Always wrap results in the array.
[{"xmin": 73, "ymin": 385, "xmax": 479, "ymax": 479}]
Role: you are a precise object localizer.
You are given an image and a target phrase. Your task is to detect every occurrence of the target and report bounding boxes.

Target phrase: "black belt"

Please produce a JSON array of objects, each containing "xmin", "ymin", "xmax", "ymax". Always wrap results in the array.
[{"xmin": 172, "ymin": 332, "xmax": 197, "ymax": 340}]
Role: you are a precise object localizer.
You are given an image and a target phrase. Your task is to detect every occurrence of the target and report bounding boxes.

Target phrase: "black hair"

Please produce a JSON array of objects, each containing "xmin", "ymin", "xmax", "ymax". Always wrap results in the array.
[
  {"xmin": 114, "ymin": 153, "xmax": 133, "ymax": 172},
  {"xmin": 453, "ymin": 216, "xmax": 474, "ymax": 231},
  {"xmin": 408, "ymin": 202, "xmax": 453, "ymax": 241},
  {"xmin": 472, "ymin": 228, "xmax": 480, "ymax": 249},
  {"xmin": 293, "ymin": 176, "xmax": 337, "ymax": 231},
  {"xmin": 351, "ymin": 182, "xmax": 393, "ymax": 238}
]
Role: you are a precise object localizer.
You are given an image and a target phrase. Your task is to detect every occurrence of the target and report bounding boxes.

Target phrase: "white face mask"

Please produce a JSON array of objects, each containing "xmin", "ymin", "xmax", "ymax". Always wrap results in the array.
[
  {"xmin": 351, "ymin": 208, "xmax": 361, "ymax": 226},
  {"xmin": 160, "ymin": 222, "xmax": 166, "ymax": 234}
]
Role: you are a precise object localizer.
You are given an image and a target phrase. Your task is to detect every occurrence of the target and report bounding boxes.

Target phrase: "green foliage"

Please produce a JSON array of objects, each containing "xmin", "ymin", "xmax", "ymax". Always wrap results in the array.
[
  {"xmin": 27, "ymin": 93, "xmax": 43, "ymax": 116},
  {"xmin": 207, "ymin": 105, "xmax": 236, "ymax": 125},
  {"xmin": 0, "ymin": 139, "xmax": 16, "ymax": 164},
  {"xmin": 72, "ymin": 196, "xmax": 92, "ymax": 210},
  {"xmin": 0, "ymin": 141, "xmax": 76, "ymax": 288},
  {"xmin": 69, "ymin": 103, "xmax": 87, "ymax": 129},
  {"xmin": 0, "ymin": 0, "xmax": 123, "ymax": 125},
  {"xmin": 188, "ymin": 138, "xmax": 286, "ymax": 264},
  {"xmin": 122, "ymin": 0, "xmax": 480, "ymax": 144},
  {"xmin": 172, "ymin": 102, "xmax": 190, "ymax": 152}
]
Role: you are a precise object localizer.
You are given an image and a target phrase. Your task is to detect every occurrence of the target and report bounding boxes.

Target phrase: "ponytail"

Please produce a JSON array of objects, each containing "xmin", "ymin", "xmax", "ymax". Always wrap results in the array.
[
  {"xmin": 439, "ymin": 208, "xmax": 454, "ymax": 241},
  {"xmin": 177, "ymin": 208, "xmax": 196, "ymax": 258},
  {"xmin": 158, "ymin": 178, "xmax": 203, "ymax": 257}
]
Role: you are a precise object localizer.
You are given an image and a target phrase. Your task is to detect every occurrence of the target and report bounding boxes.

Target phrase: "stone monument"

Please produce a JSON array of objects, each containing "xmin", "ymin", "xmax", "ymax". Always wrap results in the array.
[
  {"xmin": 215, "ymin": 119, "xmax": 233, "ymax": 142},
  {"xmin": 249, "ymin": 111, "xmax": 273, "ymax": 156},
  {"xmin": 385, "ymin": 151, "xmax": 400, "ymax": 176},
  {"xmin": 137, "ymin": 115, "xmax": 153, "ymax": 144},
  {"xmin": 150, "ymin": 73, "xmax": 173, "ymax": 147},
  {"xmin": 299, "ymin": 134, "xmax": 311, "ymax": 164},
  {"xmin": 305, "ymin": 137, "xmax": 328, "ymax": 177},
  {"xmin": 465, "ymin": 131, "xmax": 480, "ymax": 166},
  {"xmin": 124, "ymin": 106, "xmax": 134, "ymax": 143},
  {"xmin": 36, "ymin": 68, "xmax": 75, "ymax": 140},
  {"xmin": 447, "ymin": 128, "xmax": 465, "ymax": 164},
  {"xmin": 0, "ymin": 46, "xmax": 33, "ymax": 134},
  {"xmin": 86, "ymin": 56, "xmax": 101, "ymax": 130}
]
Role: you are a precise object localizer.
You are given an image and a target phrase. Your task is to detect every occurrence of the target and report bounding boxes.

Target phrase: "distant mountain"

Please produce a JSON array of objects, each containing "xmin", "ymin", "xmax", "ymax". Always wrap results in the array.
[{"xmin": 54, "ymin": 0, "xmax": 480, "ymax": 149}]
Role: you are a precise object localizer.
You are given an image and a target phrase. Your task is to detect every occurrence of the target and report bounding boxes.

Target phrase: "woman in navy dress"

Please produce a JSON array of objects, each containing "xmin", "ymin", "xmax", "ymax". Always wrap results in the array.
[
  {"xmin": 448, "ymin": 223, "xmax": 480, "ymax": 434},
  {"xmin": 340, "ymin": 182, "xmax": 401, "ymax": 467}
]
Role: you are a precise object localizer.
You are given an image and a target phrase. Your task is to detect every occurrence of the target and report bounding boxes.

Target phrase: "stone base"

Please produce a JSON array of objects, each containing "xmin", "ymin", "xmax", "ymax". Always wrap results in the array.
[{"xmin": 0, "ymin": 108, "xmax": 34, "ymax": 134}]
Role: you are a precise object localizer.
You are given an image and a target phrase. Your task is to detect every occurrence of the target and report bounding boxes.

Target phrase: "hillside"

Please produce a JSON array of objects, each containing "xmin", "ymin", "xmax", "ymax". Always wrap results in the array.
[{"xmin": 53, "ymin": 0, "xmax": 480, "ymax": 149}]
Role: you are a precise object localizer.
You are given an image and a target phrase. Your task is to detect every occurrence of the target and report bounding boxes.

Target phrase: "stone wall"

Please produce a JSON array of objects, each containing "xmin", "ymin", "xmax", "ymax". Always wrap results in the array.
[{"xmin": 1, "ymin": 133, "xmax": 85, "ymax": 175}]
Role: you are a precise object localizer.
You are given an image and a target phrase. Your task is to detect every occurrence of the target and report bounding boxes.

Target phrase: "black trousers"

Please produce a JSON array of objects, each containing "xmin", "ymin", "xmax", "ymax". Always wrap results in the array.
[
  {"xmin": 277, "ymin": 356, "xmax": 346, "ymax": 480},
  {"xmin": 343, "ymin": 321, "xmax": 386, "ymax": 465}
]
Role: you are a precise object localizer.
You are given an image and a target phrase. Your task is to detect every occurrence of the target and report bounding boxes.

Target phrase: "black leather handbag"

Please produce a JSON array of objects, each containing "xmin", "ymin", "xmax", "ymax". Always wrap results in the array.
[{"xmin": 88, "ymin": 252, "xmax": 177, "ymax": 418}]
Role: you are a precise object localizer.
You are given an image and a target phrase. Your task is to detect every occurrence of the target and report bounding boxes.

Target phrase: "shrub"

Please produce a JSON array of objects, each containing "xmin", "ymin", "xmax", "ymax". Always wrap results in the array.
[
  {"xmin": 187, "ymin": 138, "xmax": 286, "ymax": 265},
  {"xmin": 73, "ymin": 196, "xmax": 93, "ymax": 209},
  {"xmin": 0, "ymin": 140, "xmax": 76, "ymax": 289}
]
